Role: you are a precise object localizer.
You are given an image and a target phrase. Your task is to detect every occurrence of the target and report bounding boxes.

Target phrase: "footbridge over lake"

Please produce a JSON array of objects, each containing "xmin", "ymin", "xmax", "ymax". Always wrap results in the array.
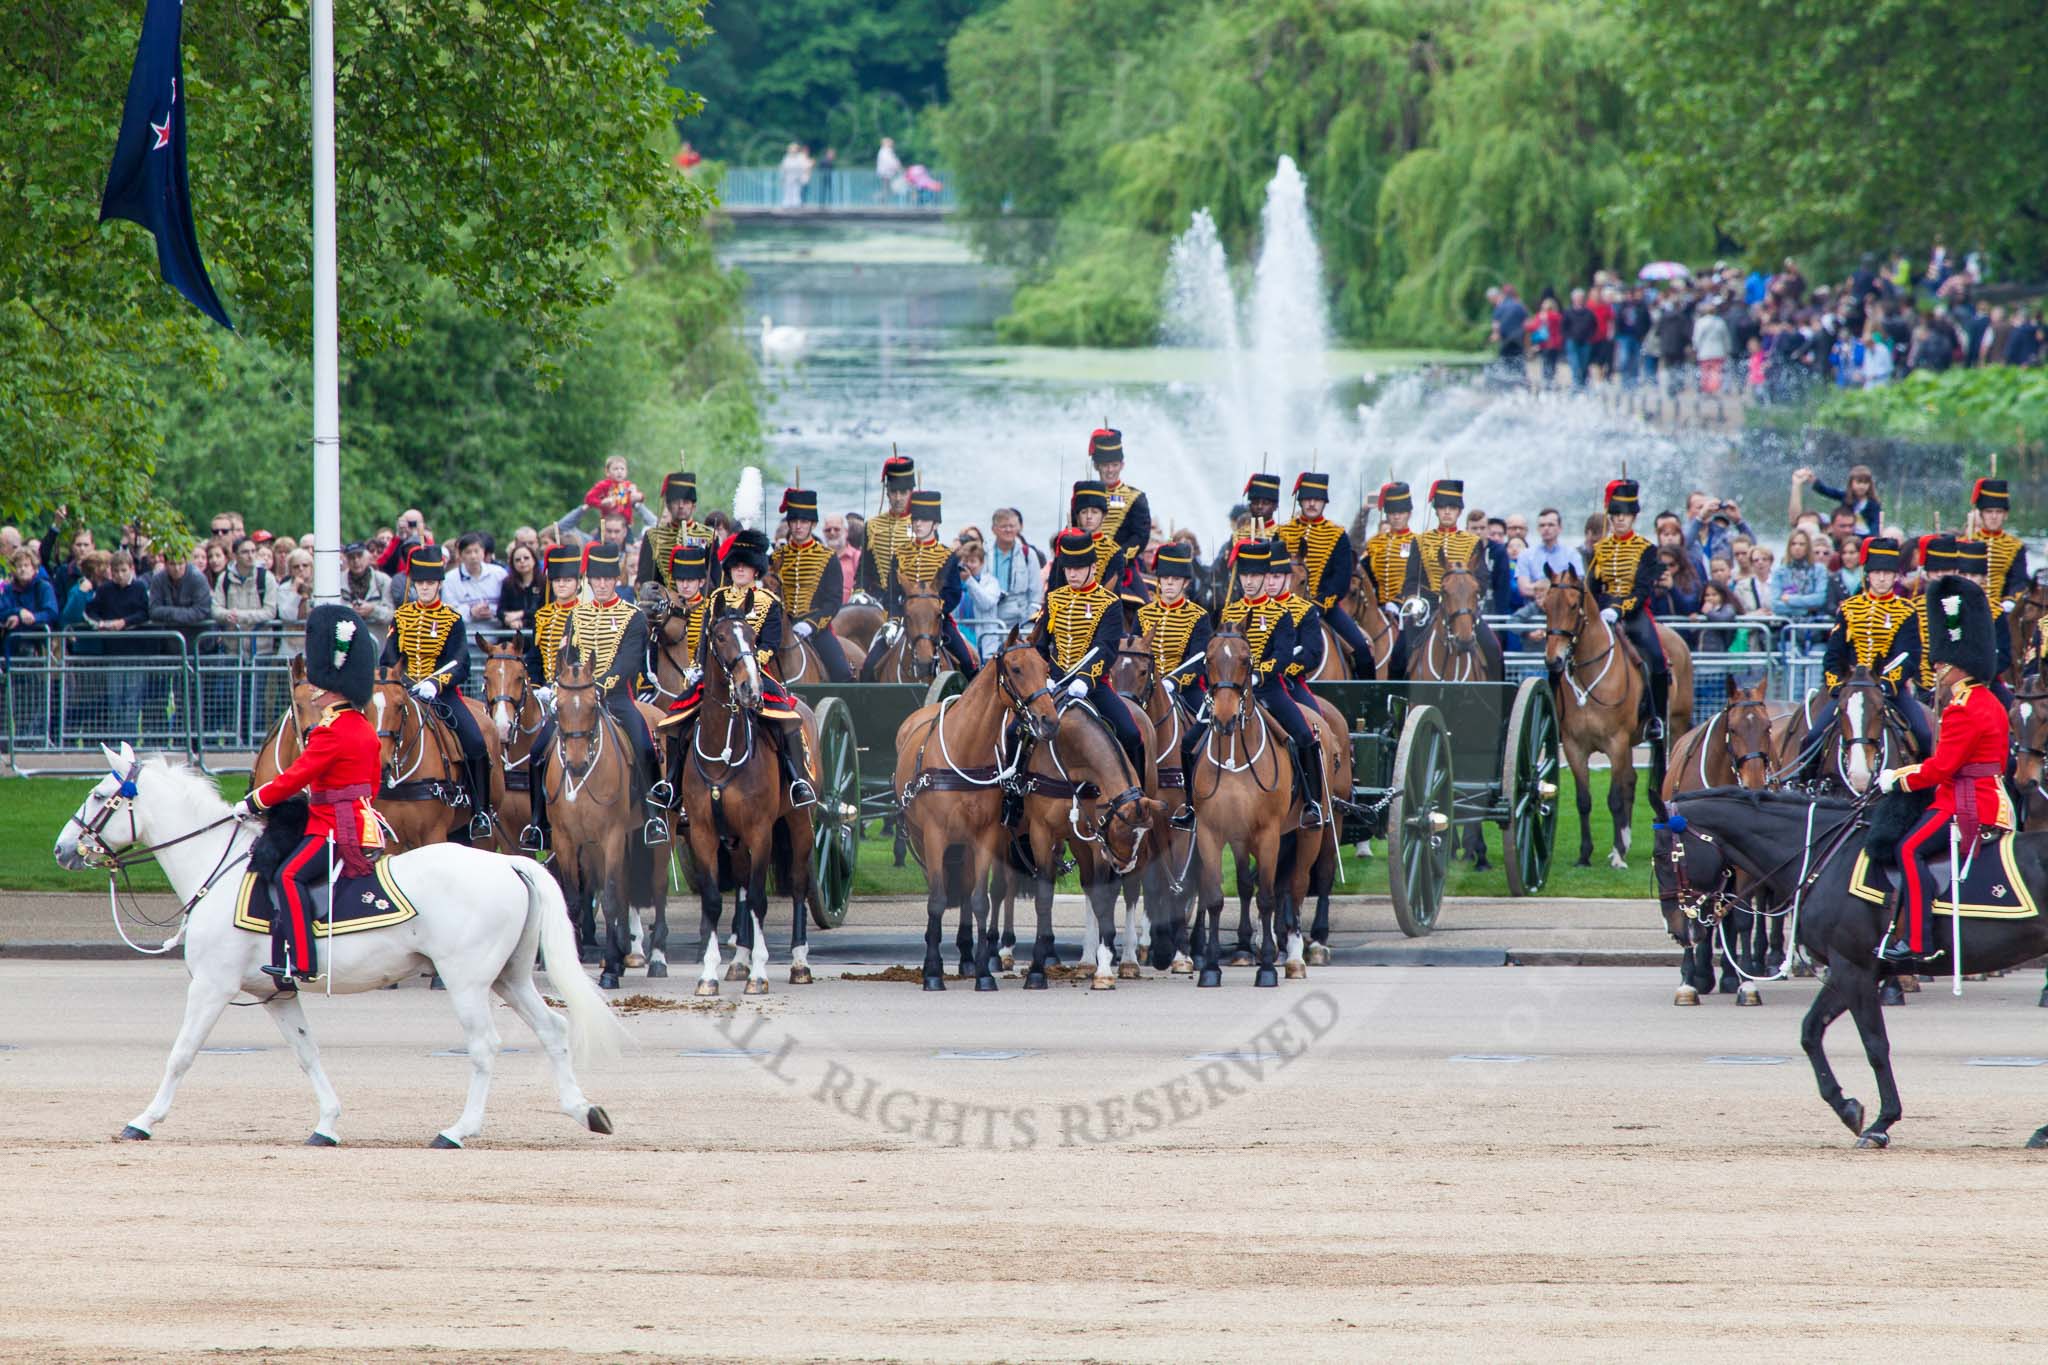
[{"xmin": 717, "ymin": 167, "xmax": 955, "ymax": 221}]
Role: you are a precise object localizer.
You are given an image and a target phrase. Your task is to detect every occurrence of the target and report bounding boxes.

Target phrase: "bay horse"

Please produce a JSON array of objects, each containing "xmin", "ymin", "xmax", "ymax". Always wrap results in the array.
[
  {"xmin": 482, "ymin": 641, "xmax": 545, "ymax": 856},
  {"xmin": 2008, "ymin": 577, "xmax": 2048, "ymax": 685},
  {"xmin": 869, "ymin": 582, "xmax": 968, "ymax": 682},
  {"xmin": 1182, "ymin": 624, "xmax": 1338, "ymax": 987},
  {"xmin": 675, "ymin": 614, "xmax": 821, "ymax": 996},
  {"xmin": 763, "ymin": 565, "xmax": 869, "ymax": 683},
  {"xmin": 1655, "ymin": 786, "xmax": 2048, "ymax": 1149},
  {"xmin": 544, "ymin": 647, "xmax": 674, "ymax": 990},
  {"xmin": 1539, "ymin": 566, "xmax": 1693, "ymax": 868},
  {"xmin": 1407, "ymin": 557, "xmax": 1499, "ymax": 685},
  {"xmin": 894, "ymin": 644, "xmax": 1062, "ymax": 990},
  {"xmin": 1661, "ymin": 677, "xmax": 1790, "ymax": 1004},
  {"xmin": 1770, "ymin": 667, "xmax": 1911, "ymax": 797},
  {"xmin": 832, "ymin": 594, "xmax": 886, "ymax": 653},
  {"xmin": 1339, "ymin": 569, "xmax": 1397, "ymax": 680},
  {"xmin": 2011, "ymin": 677, "xmax": 2048, "ymax": 831},
  {"xmin": 1109, "ymin": 637, "xmax": 1197, "ymax": 974},
  {"xmin": 248, "ymin": 661, "xmax": 327, "ymax": 792},
  {"xmin": 54, "ymin": 744, "xmax": 626, "ymax": 1149},
  {"xmin": 1002, "ymin": 689, "xmax": 1170, "ymax": 990},
  {"xmin": 366, "ymin": 667, "xmax": 505, "ymax": 850}
]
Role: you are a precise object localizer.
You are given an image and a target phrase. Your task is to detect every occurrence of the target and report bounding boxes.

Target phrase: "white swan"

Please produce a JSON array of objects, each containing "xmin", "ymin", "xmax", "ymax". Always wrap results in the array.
[{"xmin": 759, "ymin": 314, "xmax": 808, "ymax": 362}]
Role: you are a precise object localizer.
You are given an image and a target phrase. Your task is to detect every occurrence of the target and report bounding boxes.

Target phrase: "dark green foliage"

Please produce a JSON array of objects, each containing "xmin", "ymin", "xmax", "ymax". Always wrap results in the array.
[{"xmin": 5, "ymin": 2, "xmax": 714, "ymax": 535}]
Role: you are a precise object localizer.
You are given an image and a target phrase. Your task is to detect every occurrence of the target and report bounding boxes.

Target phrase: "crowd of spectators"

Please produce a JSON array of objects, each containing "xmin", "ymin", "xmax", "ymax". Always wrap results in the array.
[{"xmin": 1486, "ymin": 243, "xmax": 2046, "ymax": 402}]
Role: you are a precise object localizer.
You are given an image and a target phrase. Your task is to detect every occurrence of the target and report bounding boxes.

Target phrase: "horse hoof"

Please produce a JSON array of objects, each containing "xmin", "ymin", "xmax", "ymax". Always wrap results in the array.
[
  {"xmin": 1284, "ymin": 961, "xmax": 1308, "ymax": 980},
  {"xmin": 1899, "ymin": 974, "xmax": 1921, "ymax": 993},
  {"xmin": 694, "ymin": 980, "xmax": 718, "ymax": 997},
  {"xmin": 586, "ymin": 1106, "xmax": 614, "ymax": 1135},
  {"xmin": 1169, "ymin": 955, "xmax": 1194, "ymax": 975},
  {"xmin": 1673, "ymin": 986, "xmax": 1699, "ymax": 1006},
  {"xmin": 724, "ymin": 962, "xmax": 747, "ymax": 982},
  {"xmin": 1842, "ymin": 1099, "xmax": 1866, "ymax": 1135},
  {"xmin": 645, "ymin": 961, "xmax": 668, "ymax": 979},
  {"xmin": 1197, "ymin": 969, "xmax": 1223, "ymax": 988},
  {"xmin": 975, "ymin": 975, "xmax": 999, "ymax": 993},
  {"xmin": 1117, "ymin": 961, "xmax": 1141, "ymax": 980},
  {"xmin": 1608, "ymin": 855, "xmax": 1629, "ymax": 871},
  {"xmin": 922, "ymin": 974, "xmax": 946, "ymax": 992},
  {"xmin": 304, "ymin": 1132, "xmax": 339, "ymax": 1147},
  {"xmin": 743, "ymin": 978, "xmax": 769, "ymax": 996},
  {"xmin": 1879, "ymin": 980, "xmax": 1905, "ymax": 1007},
  {"xmin": 1091, "ymin": 974, "xmax": 1116, "ymax": 991},
  {"xmin": 1227, "ymin": 950, "xmax": 1256, "ymax": 968},
  {"xmin": 1792, "ymin": 959, "xmax": 1817, "ymax": 979},
  {"xmin": 999, "ymin": 953, "xmax": 1015, "ymax": 972},
  {"xmin": 430, "ymin": 975, "xmax": 445, "ymax": 991},
  {"xmin": 1305, "ymin": 943, "xmax": 1332, "ymax": 966},
  {"xmin": 1854, "ymin": 1130, "xmax": 1890, "ymax": 1150},
  {"xmin": 598, "ymin": 971, "xmax": 621, "ymax": 990},
  {"xmin": 626, "ymin": 953, "xmax": 646, "ymax": 969},
  {"xmin": 2026, "ymin": 1126, "xmax": 2048, "ymax": 1150},
  {"xmin": 1735, "ymin": 985, "xmax": 1762, "ymax": 1006},
  {"xmin": 116, "ymin": 1124, "xmax": 151, "ymax": 1141},
  {"xmin": 789, "ymin": 965, "xmax": 814, "ymax": 985},
  {"xmin": 1254, "ymin": 967, "xmax": 1279, "ymax": 988},
  {"xmin": 429, "ymin": 1134, "xmax": 462, "ymax": 1150},
  {"xmin": 1024, "ymin": 972, "xmax": 1048, "ymax": 991}
]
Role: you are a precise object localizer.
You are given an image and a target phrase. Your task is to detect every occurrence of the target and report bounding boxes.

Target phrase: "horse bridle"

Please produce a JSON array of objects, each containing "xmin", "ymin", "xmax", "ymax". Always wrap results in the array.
[
  {"xmin": 1544, "ymin": 581, "xmax": 1624, "ymax": 705},
  {"xmin": 552, "ymin": 677, "xmax": 608, "ymax": 782},
  {"xmin": 371, "ymin": 685, "xmax": 422, "ymax": 784},
  {"xmin": 485, "ymin": 662, "xmax": 543, "ymax": 765},
  {"xmin": 1048, "ymin": 694, "xmax": 1151, "ymax": 874},
  {"xmin": 1719, "ymin": 697, "xmax": 1776, "ymax": 775},
  {"xmin": 1436, "ymin": 565, "xmax": 1482, "ymax": 654},
  {"xmin": 1113, "ymin": 644, "xmax": 1158, "ymax": 707}
]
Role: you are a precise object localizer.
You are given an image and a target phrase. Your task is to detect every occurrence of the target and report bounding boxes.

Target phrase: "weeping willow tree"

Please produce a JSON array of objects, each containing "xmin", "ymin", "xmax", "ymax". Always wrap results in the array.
[{"xmin": 1373, "ymin": 3, "xmax": 1701, "ymax": 344}]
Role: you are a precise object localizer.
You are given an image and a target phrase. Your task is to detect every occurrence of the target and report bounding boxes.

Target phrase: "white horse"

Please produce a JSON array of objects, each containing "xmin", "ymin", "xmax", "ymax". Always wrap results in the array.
[{"xmin": 52, "ymin": 744, "xmax": 629, "ymax": 1149}]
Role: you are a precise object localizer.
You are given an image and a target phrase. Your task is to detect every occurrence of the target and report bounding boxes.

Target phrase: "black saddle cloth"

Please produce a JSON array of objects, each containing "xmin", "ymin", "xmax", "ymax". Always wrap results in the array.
[{"xmin": 237, "ymin": 797, "xmax": 415, "ymax": 936}]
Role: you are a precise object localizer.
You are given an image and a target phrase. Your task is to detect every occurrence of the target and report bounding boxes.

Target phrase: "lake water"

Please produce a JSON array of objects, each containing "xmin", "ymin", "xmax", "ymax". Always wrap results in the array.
[{"xmin": 721, "ymin": 220, "xmax": 1778, "ymax": 547}]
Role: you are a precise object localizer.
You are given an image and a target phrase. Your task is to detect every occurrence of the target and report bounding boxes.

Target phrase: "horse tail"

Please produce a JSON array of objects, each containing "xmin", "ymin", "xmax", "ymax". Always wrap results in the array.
[{"xmin": 517, "ymin": 862, "xmax": 629, "ymax": 1069}]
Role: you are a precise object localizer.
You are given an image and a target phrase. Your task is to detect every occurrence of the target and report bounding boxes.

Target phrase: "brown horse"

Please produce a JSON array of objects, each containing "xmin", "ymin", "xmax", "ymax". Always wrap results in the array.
[
  {"xmin": 2009, "ymin": 579, "xmax": 2048, "ymax": 685},
  {"xmin": 832, "ymin": 596, "xmax": 886, "ymax": 653},
  {"xmin": 1339, "ymin": 569, "xmax": 1397, "ymax": 680},
  {"xmin": 365, "ymin": 667, "xmax": 505, "ymax": 850},
  {"xmin": 1408, "ymin": 558, "xmax": 1500, "ymax": 684},
  {"xmin": 894, "ymin": 645, "xmax": 1062, "ymax": 990},
  {"xmin": 763, "ymin": 566, "xmax": 869, "ymax": 682},
  {"xmin": 543, "ymin": 646, "xmax": 673, "ymax": 989},
  {"xmin": 1769, "ymin": 667, "xmax": 1912, "ymax": 797},
  {"xmin": 248, "ymin": 660, "xmax": 327, "ymax": 792},
  {"xmin": 1107, "ymin": 637, "xmax": 1197, "ymax": 974},
  {"xmin": 481, "ymin": 642, "xmax": 545, "ymax": 855},
  {"xmin": 2012, "ymin": 677, "xmax": 2048, "ymax": 830},
  {"xmin": 1183, "ymin": 624, "xmax": 1339, "ymax": 987},
  {"xmin": 1540, "ymin": 567, "xmax": 1692, "ymax": 869},
  {"xmin": 674, "ymin": 614, "xmax": 821, "ymax": 996},
  {"xmin": 1000, "ymin": 685, "xmax": 1169, "ymax": 990},
  {"xmin": 868, "ymin": 582, "xmax": 967, "ymax": 682},
  {"xmin": 643, "ymin": 586, "xmax": 701, "ymax": 708}
]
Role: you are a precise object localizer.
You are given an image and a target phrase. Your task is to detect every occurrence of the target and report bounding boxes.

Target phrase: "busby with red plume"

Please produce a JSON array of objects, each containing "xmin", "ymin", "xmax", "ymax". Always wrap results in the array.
[
  {"xmin": 882, "ymin": 455, "xmax": 916, "ymax": 491},
  {"xmin": 1244, "ymin": 472, "xmax": 1281, "ymax": 505},
  {"xmin": 1088, "ymin": 428, "xmax": 1123, "ymax": 465},
  {"xmin": 720, "ymin": 528, "xmax": 771, "ymax": 575},
  {"xmin": 1378, "ymin": 481, "xmax": 1412, "ymax": 514},
  {"xmin": 781, "ymin": 487, "xmax": 819, "ymax": 521},
  {"xmin": 1973, "ymin": 477, "xmax": 2009, "ymax": 510},
  {"xmin": 1604, "ymin": 479, "xmax": 1639, "ymax": 515},
  {"xmin": 1053, "ymin": 528, "xmax": 1098, "ymax": 574},
  {"xmin": 1295, "ymin": 471, "xmax": 1331, "ymax": 502},
  {"xmin": 1861, "ymin": 537, "xmax": 1901, "ymax": 572},
  {"xmin": 1429, "ymin": 478, "xmax": 1464, "ymax": 510}
]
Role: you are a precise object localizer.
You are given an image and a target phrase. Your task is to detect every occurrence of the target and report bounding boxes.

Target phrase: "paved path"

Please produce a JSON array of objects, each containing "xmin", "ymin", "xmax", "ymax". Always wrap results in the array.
[{"xmin": 2, "ymin": 888, "xmax": 1676, "ymax": 964}]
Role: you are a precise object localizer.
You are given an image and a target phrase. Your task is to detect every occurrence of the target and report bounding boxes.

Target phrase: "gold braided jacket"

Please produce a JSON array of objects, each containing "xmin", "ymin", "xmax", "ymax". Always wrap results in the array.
[
  {"xmin": 644, "ymin": 519, "xmax": 715, "ymax": 588},
  {"xmin": 532, "ymin": 601, "xmax": 573, "ymax": 683},
  {"xmin": 1969, "ymin": 530, "xmax": 2022, "ymax": 611},
  {"xmin": 1101, "ymin": 480, "xmax": 1143, "ymax": 543},
  {"xmin": 772, "ymin": 538, "xmax": 833, "ymax": 618},
  {"xmin": 891, "ymin": 537, "xmax": 952, "ymax": 587},
  {"xmin": 1590, "ymin": 534, "xmax": 1653, "ymax": 615},
  {"xmin": 710, "ymin": 584, "xmax": 781, "ymax": 663},
  {"xmin": 566, "ymin": 597, "xmax": 639, "ymax": 692},
  {"xmin": 1136, "ymin": 598, "xmax": 1203, "ymax": 679},
  {"xmin": 392, "ymin": 601, "xmax": 461, "ymax": 682},
  {"xmin": 1414, "ymin": 528, "xmax": 1482, "ymax": 593},
  {"xmin": 1362, "ymin": 530, "xmax": 1415, "ymax": 598},
  {"xmin": 865, "ymin": 512, "xmax": 911, "ymax": 583},
  {"xmin": 1043, "ymin": 584, "xmax": 1111, "ymax": 678},
  {"xmin": 1826, "ymin": 592, "xmax": 1918, "ymax": 687},
  {"xmin": 1220, "ymin": 596, "xmax": 1284, "ymax": 675},
  {"xmin": 1278, "ymin": 517, "xmax": 1344, "ymax": 606}
]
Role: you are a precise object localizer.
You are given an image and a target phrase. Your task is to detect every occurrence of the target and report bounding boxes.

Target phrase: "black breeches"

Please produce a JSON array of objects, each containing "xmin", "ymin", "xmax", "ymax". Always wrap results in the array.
[
  {"xmin": 1325, "ymin": 604, "xmax": 1375, "ymax": 666},
  {"xmin": 433, "ymin": 695, "xmax": 488, "ymax": 763},
  {"xmin": 1621, "ymin": 612, "xmax": 1668, "ymax": 674},
  {"xmin": 1087, "ymin": 683, "xmax": 1145, "ymax": 770},
  {"xmin": 809, "ymin": 626, "xmax": 854, "ymax": 682},
  {"xmin": 1255, "ymin": 677, "xmax": 1316, "ymax": 747}
]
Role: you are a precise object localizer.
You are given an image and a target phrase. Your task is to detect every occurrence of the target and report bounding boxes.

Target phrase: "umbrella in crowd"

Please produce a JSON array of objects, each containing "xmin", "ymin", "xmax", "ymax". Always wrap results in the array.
[{"xmin": 1638, "ymin": 261, "xmax": 1692, "ymax": 282}]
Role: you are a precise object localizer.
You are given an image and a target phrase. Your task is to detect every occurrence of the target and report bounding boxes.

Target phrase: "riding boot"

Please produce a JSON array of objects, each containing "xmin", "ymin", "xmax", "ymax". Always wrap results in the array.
[
  {"xmin": 1877, "ymin": 889, "xmax": 1941, "ymax": 968},
  {"xmin": 1646, "ymin": 669, "xmax": 1671, "ymax": 741},
  {"xmin": 465, "ymin": 753, "xmax": 494, "ymax": 841},
  {"xmin": 664, "ymin": 737, "xmax": 691, "ymax": 830},
  {"xmin": 1292, "ymin": 739, "xmax": 1327, "ymax": 830},
  {"xmin": 1169, "ymin": 801, "xmax": 1196, "ymax": 833},
  {"xmin": 520, "ymin": 772, "xmax": 549, "ymax": 854},
  {"xmin": 775, "ymin": 720, "xmax": 818, "ymax": 806}
]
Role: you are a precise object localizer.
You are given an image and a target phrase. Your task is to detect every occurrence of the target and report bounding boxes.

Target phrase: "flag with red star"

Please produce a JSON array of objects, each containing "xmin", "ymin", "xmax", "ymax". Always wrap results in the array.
[{"xmin": 99, "ymin": 0, "xmax": 232, "ymax": 329}]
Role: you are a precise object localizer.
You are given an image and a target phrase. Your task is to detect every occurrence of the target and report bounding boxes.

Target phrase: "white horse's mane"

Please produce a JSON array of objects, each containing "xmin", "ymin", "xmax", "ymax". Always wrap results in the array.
[{"xmin": 135, "ymin": 753, "xmax": 232, "ymax": 816}]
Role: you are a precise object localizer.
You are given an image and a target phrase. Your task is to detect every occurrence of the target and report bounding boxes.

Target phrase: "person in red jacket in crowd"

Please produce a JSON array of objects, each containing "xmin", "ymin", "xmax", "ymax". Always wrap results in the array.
[
  {"xmin": 1877, "ymin": 574, "xmax": 2013, "ymax": 968},
  {"xmin": 234, "ymin": 605, "xmax": 384, "ymax": 987}
]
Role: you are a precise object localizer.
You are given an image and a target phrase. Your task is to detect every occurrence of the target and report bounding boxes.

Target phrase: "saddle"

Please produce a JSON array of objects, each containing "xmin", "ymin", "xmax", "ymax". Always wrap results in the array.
[
  {"xmin": 1853, "ymin": 790, "xmax": 2036, "ymax": 923},
  {"xmin": 386, "ymin": 696, "xmax": 473, "ymax": 806},
  {"xmin": 239, "ymin": 801, "xmax": 416, "ymax": 938}
]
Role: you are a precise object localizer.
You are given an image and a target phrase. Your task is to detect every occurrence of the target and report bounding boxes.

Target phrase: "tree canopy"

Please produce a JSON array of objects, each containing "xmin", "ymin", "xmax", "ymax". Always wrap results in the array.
[{"xmin": 5, "ymin": 2, "xmax": 716, "ymax": 533}]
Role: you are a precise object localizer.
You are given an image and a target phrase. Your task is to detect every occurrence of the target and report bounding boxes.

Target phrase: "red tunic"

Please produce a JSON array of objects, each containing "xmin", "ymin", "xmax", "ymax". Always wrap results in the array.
[
  {"xmin": 253, "ymin": 705, "xmax": 385, "ymax": 844},
  {"xmin": 1898, "ymin": 680, "xmax": 2013, "ymax": 830}
]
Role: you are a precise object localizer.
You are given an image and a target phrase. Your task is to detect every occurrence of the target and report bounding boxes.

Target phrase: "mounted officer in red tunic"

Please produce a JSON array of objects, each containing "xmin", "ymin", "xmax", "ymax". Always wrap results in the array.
[
  {"xmin": 234, "ymin": 605, "xmax": 383, "ymax": 987},
  {"xmin": 1877, "ymin": 574, "xmax": 2014, "ymax": 968}
]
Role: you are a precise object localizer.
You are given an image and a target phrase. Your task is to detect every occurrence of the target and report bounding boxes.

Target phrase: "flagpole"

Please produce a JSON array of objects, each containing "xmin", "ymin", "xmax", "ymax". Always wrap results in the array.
[{"xmin": 309, "ymin": 0, "xmax": 342, "ymax": 602}]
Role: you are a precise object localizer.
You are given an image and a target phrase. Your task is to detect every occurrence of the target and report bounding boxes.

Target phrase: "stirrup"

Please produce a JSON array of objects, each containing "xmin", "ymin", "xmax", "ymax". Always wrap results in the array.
[
  {"xmin": 788, "ymin": 777, "xmax": 818, "ymax": 808},
  {"xmin": 261, "ymin": 964, "xmax": 298, "ymax": 991},
  {"xmin": 642, "ymin": 815, "xmax": 670, "ymax": 845},
  {"xmin": 1299, "ymin": 801, "xmax": 1326, "ymax": 830},
  {"xmin": 1169, "ymin": 806, "xmax": 1197, "ymax": 833},
  {"xmin": 468, "ymin": 811, "xmax": 495, "ymax": 840},
  {"xmin": 518, "ymin": 824, "xmax": 547, "ymax": 853},
  {"xmin": 648, "ymin": 779, "xmax": 676, "ymax": 807}
]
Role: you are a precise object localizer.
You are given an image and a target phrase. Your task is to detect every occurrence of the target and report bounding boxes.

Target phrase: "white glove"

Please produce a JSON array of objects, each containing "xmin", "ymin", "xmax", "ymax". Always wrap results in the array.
[
  {"xmin": 1877, "ymin": 768, "xmax": 1901, "ymax": 793},
  {"xmin": 232, "ymin": 794, "xmax": 260, "ymax": 821},
  {"xmin": 794, "ymin": 620, "xmax": 814, "ymax": 639},
  {"xmin": 1162, "ymin": 677, "xmax": 1177, "ymax": 694},
  {"xmin": 410, "ymin": 680, "xmax": 438, "ymax": 700},
  {"xmin": 1380, "ymin": 602, "xmax": 1402, "ymax": 620},
  {"xmin": 533, "ymin": 685, "xmax": 555, "ymax": 709},
  {"xmin": 684, "ymin": 666, "xmax": 703, "ymax": 688},
  {"xmin": 1066, "ymin": 678, "xmax": 1089, "ymax": 699},
  {"xmin": 1600, "ymin": 607, "xmax": 1619, "ymax": 624},
  {"xmin": 2003, "ymin": 600, "xmax": 2016, "ymax": 615}
]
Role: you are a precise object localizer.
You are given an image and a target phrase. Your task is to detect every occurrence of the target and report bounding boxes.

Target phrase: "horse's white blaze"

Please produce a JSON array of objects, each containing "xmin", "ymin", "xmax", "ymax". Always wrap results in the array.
[
  {"xmin": 492, "ymin": 699, "xmax": 513, "ymax": 745},
  {"xmin": 1846, "ymin": 692, "xmax": 1871, "ymax": 789},
  {"xmin": 371, "ymin": 691, "xmax": 386, "ymax": 735}
]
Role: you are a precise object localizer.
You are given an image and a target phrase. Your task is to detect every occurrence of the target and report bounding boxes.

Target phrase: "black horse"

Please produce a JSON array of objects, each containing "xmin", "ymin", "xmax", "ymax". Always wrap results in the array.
[{"xmin": 1654, "ymin": 786, "xmax": 2048, "ymax": 1149}]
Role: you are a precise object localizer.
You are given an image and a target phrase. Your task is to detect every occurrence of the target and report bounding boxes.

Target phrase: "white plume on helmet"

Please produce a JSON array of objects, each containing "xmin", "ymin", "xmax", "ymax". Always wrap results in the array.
[{"xmin": 733, "ymin": 465, "xmax": 765, "ymax": 531}]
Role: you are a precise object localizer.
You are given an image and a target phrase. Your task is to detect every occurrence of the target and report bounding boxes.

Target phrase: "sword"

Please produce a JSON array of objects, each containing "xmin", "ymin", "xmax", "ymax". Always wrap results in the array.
[
  {"xmin": 325, "ymin": 832, "xmax": 338, "ymax": 997},
  {"xmin": 1054, "ymin": 646, "xmax": 1104, "ymax": 691},
  {"xmin": 1951, "ymin": 818, "xmax": 1963, "ymax": 998}
]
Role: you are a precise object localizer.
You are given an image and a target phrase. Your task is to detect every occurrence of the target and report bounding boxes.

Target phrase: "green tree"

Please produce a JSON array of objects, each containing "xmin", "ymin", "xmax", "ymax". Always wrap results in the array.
[
  {"xmin": 1620, "ymin": 0, "xmax": 2048, "ymax": 277},
  {"xmin": 4, "ymin": 2, "xmax": 714, "ymax": 533}
]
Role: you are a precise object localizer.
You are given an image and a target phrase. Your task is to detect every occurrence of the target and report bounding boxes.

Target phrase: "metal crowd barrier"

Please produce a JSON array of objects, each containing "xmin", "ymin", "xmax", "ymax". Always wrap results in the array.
[
  {"xmin": 1487, "ymin": 612, "xmax": 1839, "ymax": 716},
  {"xmin": 4, "ymin": 629, "xmax": 197, "ymax": 773}
]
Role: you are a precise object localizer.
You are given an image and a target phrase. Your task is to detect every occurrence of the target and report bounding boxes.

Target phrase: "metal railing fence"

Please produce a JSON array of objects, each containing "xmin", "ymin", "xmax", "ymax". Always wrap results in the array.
[{"xmin": 717, "ymin": 166, "xmax": 954, "ymax": 212}]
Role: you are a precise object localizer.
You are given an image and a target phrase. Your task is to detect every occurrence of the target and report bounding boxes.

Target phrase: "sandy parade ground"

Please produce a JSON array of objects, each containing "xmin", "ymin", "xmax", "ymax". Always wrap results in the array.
[{"xmin": 7, "ymin": 952, "xmax": 2048, "ymax": 1362}]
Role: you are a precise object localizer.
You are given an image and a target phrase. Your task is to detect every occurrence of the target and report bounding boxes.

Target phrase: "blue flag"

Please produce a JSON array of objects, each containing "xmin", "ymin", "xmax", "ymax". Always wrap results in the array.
[{"xmin": 99, "ymin": 0, "xmax": 233, "ymax": 330}]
